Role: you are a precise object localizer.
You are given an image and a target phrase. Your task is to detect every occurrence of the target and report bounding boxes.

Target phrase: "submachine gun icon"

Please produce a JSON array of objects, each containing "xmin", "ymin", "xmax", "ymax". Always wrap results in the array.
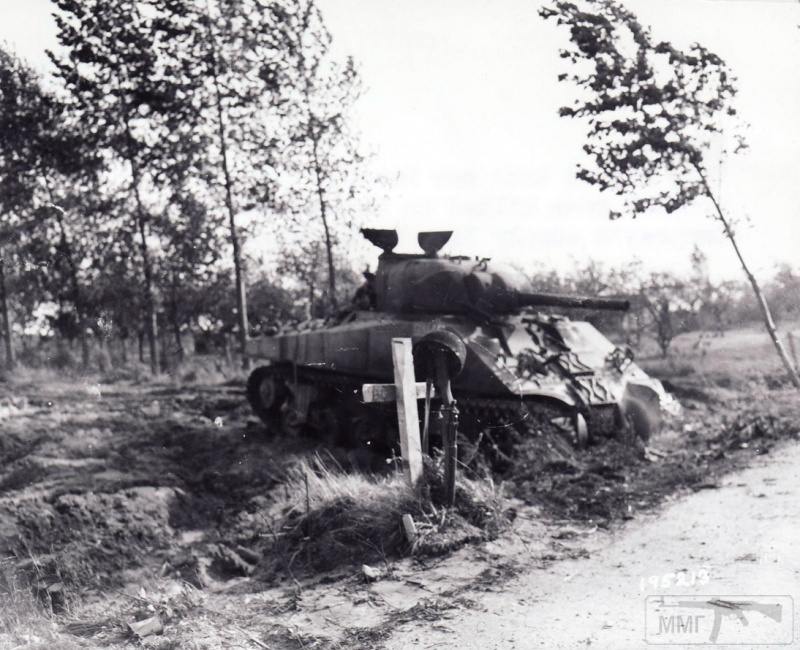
[{"xmin": 670, "ymin": 598, "xmax": 783, "ymax": 643}]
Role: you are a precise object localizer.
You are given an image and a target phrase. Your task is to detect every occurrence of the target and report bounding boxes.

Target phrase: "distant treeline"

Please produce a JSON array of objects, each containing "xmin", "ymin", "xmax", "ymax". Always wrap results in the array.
[
  {"xmin": 530, "ymin": 249, "xmax": 800, "ymax": 357},
  {"xmin": 4, "ymin": 245, "xmax": 797, "ymax": 374}
]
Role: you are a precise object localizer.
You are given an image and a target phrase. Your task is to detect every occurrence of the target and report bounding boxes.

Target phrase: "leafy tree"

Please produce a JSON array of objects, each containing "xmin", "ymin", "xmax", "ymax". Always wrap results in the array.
[
  {"xmin": 766, "ymin": 264, "xmax": 800, "ymax": 323},
  {"xmin": 274, "ymin": 221, "xmax": 364, "ymax": 318},
  {"xmin": 276, "ymin": 234, "xmax": 327, "ymax": 319},
  {"xmin": 246, "ymin": 273, "xmax": 297, "ymax": 334},
  {"xmin": 528, "ymin": 264, "xmax": 570, "ymax": 294},
  {"xmin": 153, "ymin": 0, "xmax": 299, "ymax": 368},
  {"xmin": 278, "ymin": 0, "xmax": 375, "ymax": 313},
  {"xmin": 638, "ymin": 273, "xmax": 692, "ymax": 357},
  {"xmin": 155, "ymin": 187, "xmax": 222, "ymax": 365},
  {"xmin": 0, "ymin": 47, "xmax": 46, "ymax": 369},
  {"xmin": 686, "ymin": 246, "xmax": 739, "ymax": 335},
  {"xmin": 49, "ymin": 0, "xmax": 202, "ymax": 374},
  {"xmin": 28, "ymin": 143, "xmax": 109, "ymax": 368},
  {"xmin": 540, "ymin": 0, "xmax": 800, "ymax": 386},
  {"xmin": 0, "ymin": 46, "xmax": 100, "ymax": 368}
]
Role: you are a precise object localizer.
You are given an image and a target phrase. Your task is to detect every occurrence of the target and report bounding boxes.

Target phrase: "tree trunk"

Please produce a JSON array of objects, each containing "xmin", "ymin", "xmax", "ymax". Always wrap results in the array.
[
  {"xmin": 138, "ymin": 329, "xmax": 145, "ymax": 364},
  {"xmin": 159, "ymin": 326, "xmax": 170, "ymax": 374},
  {"xmin": 222, "ymin": 332, "xmax": 232, "ymax": 368},
  {"xmin": 206, "ymin": 19, "xmax": 249, "ymax": 371},
  {"xmin": 170, "ymin": 277, "xmax": 185, "ymax": 364},
  {"xmin": 173, "ymin": 319, "xmax": 183, "ymax": 363},
  {"xmin": 0, "ymin": 255, "xmax": 15, "ymax": 370},
  {"xmin": 129, "ymin": 158, "xmax": 159, "ymax": 376},
  {"xmin": 42, "ymin": 180, "xmax": 90, "ymax": 369},
  {"xmin": 296, "ymin": 3, "xmax": 337, "ymax": 314},
  {"xmin": 695, "ymin": 166, "xmax": 800, "ymax": 388},
  {"xmin": 121, "ymin": 335, "xmax": 128, "ymax": 365},
  {"xmin": 306, "ymin": 282, "xmax": 315, "ymax": 320},
  {"xmin": 311, "ymin": 136, "xmax": 337, "ymax": 312},
  {"xmin": 117, "ymin": 90, "xmax": 159, "ymax": 376}
]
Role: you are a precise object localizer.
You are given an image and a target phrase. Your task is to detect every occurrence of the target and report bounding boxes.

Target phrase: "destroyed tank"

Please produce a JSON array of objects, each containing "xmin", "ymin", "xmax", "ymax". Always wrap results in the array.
[{"xmin": 245, "ymin": 229, "xmax": 674, "ymax": 452}]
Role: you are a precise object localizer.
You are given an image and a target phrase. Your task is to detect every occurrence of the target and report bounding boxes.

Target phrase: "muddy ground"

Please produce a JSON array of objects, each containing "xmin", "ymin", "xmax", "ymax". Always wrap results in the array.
[{"xmin": 0, "ymin": 357, "xmax": 798, "ymax": 648}]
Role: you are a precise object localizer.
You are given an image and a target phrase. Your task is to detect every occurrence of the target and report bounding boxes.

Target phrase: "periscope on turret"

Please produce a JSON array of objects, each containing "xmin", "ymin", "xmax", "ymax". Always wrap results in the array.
[{"xmin": 244, "ymin": 228, "xmax": 677, "ymax": 450}]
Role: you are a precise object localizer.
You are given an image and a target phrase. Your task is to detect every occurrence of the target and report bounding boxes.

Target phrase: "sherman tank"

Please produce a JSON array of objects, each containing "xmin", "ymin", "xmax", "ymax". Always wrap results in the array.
[{"xmin": 245, "ymin": 229, "xmax": 675, "ymax": 453}]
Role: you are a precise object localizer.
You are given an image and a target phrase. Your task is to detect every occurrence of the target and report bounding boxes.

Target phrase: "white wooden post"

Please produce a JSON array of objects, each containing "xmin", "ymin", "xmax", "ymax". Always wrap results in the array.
[
  {"xmin": 362, "ymin": 338, "xmax": 426, "ymax": 487},
  {"xmin": 391, "ymin": 338, "xmax": 424, "ymax": 486}
]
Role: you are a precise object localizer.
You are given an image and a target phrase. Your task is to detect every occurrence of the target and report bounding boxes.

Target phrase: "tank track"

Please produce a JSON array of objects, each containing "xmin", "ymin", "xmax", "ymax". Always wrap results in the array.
[{"xmin": 247, "ymin": 363, "xmax": 618, "ymax": 461}]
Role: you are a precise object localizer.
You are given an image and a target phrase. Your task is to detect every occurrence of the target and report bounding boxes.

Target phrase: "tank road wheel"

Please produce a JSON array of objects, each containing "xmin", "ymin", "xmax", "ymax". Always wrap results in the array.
[
  {"xmin": 621, "ymin": 400, "xmax": 652, "ymax": 445},
  {"xmin": 280, "ymin": 399, "xmax": 305, "ymax": 437},
  {"xmin": 620, "ymin": 386, "xmax": 662, "ymax": 445},
  {"xmin": 246, "ymin": 366, "xmax": 286, "ymax": 432},
  {"xmin": 307, "ymin": 403, "xmax": 342, "ymax": 447}
]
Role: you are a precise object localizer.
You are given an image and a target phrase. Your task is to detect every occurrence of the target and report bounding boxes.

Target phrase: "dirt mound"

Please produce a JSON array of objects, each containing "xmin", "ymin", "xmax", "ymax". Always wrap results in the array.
[
  {"xmin": 0, "ymin": 382, "xmax": 302, "ymax": 601},
  {"xmin": 509, "ymin": 398, "xmax": 800, "ymax": 525},
  {"xmin": 5, "ymin": 487, "xmax": 178, "ymax": 591}
]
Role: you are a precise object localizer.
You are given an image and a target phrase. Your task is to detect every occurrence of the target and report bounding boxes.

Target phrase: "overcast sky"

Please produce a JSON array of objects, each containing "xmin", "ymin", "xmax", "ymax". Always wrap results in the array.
[{"xmin": 2, "ymin": 0, "xmax": 798, "ymax": 280}]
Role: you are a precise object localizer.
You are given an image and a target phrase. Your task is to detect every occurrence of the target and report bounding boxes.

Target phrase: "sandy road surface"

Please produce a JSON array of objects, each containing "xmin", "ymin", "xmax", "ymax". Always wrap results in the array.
[{"xmin": 386, "ymin": 441, "xmax": 800, "ymax": 649}]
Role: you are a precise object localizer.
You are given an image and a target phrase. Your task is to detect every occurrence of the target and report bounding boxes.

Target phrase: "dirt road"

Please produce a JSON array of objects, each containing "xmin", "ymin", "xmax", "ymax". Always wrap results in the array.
[{"xmin": 385, "ymin": 441, "xmax": 800, "ymax": 649}]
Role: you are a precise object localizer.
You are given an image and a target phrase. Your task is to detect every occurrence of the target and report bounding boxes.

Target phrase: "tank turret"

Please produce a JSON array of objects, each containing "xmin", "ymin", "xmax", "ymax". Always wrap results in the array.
[{"xmin": 362, "ymin": 228, "xmax": 629, "ymax": 315}]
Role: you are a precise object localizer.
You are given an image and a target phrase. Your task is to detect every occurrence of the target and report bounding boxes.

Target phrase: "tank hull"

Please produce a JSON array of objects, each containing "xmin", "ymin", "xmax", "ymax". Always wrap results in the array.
[{"xmin": 246, "ymin": 310, "xmax": 675, "ymax": 439}]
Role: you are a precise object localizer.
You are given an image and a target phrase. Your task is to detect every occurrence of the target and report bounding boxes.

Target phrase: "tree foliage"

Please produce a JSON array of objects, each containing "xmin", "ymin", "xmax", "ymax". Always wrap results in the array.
[
  {"xmin": 541, "ymin": 0, "xmax": 800, "ymax": 387},
  {"xmin": 540, "ymin": 0, "xmax": 742, "ymax": 218},
  {"xmin": 275, "ymin": 0, "xmax": 375, "ymax": 312},
  {"xmin": 0, "ymin": 45, "xmax": 103, "ymax": 367},
  {"xmin": 0, "ymin": 1, "xmax": 376, "ymax": 372}
]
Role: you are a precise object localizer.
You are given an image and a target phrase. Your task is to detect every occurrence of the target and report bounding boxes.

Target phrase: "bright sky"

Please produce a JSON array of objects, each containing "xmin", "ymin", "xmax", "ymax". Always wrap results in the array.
[{"xmin": 2, "ymin": 0, "xmax": 798, "ymax": 280}]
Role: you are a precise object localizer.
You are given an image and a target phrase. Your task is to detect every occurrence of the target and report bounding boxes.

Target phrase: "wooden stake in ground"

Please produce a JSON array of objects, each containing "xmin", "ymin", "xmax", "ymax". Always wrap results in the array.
[{"xmin": 362, "ymin": 338, "xmax": 424, "ymax": 487}]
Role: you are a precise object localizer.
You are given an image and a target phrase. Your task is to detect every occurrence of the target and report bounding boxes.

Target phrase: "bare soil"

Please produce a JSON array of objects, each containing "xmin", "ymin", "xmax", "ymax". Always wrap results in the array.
[{"xmin": 0, "ymin": 334, "xmax": 798, "ymax": 648}]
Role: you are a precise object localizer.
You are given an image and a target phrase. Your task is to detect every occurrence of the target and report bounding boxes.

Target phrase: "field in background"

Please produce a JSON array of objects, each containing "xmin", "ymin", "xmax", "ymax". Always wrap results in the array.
[{"xmin": 637, "ymin": 321, "xmax": 800, "ymax": 387}]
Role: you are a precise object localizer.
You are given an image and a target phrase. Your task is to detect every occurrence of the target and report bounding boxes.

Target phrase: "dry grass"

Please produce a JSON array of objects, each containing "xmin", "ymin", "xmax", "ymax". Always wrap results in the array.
[
  {"xmin": 259, "ymin": 456, "xmax": 417, "ymax": 577},
  {"xmin": 0, "ymin": 364, "xmax": 66, "ymax": 385},
  {"xmin": 0, "ymin": 352, "xmax": 244, "ymax": 389},
  {"xmin": 0, "ymin": 561, "xmax": 83, "ymax": 650},
  {"xmin": 283, "ymin": 455, "xmax": 416, "ymax": 514},
  {"xmin": 258, "ymin": 454, "xmax": 509, "ymax": 578}
]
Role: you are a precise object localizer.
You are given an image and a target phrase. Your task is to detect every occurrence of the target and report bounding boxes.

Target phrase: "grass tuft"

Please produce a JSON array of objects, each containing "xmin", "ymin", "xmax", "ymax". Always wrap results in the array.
[{"xmin": 258, "ymin": 454, "xmax": 510, "ymax": 578}]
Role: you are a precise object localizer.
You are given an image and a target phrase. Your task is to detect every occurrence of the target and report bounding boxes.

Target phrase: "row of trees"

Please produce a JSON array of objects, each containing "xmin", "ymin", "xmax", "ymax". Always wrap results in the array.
[
  {"xmin": 529, "ymin": 252, "xmax": 800, "ymax": 358},
  {"xmin": 2, "ymin": 0, "xmax": 796, "ymax": 384},
  {"xmin": 0, "ymin": 0, "xmax": 373, "ymax": 374}
]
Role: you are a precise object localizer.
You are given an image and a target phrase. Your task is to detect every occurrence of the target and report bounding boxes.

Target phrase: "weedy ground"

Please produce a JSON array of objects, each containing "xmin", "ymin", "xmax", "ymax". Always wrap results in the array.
[{"xmin": 0, "ymin": 322, "xmax": 798, "ymax": 649}]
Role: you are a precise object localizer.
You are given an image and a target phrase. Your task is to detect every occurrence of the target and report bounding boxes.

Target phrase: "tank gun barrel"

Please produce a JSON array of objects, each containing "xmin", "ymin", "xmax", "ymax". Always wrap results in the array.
[
  {"xmin": 516, "ymin": 291, "xmax": 629, "ymax": 312},
  {"xmin": 463, "ymin": 273, "xmax": 630, "ymax": 314}
]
